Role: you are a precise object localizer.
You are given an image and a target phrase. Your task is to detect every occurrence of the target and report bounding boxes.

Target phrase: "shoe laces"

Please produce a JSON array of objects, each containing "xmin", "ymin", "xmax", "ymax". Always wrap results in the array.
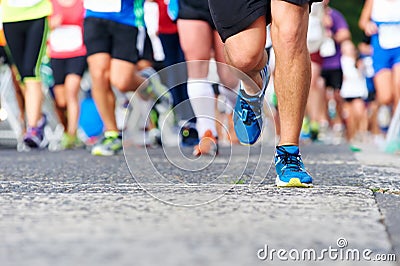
[
  {"xmin": 100, "ymin": 133, "xmax": 120, "ymax": 145},
  {"xmin": 238, "ymin": 65, "xmax": 269, "ymax": 125},
  {"xmin": 27, "ymin": 126, "xmax": 40, "ymax": 136},
  {"xmin": 276, "ymin": 146, "xmax": 303, "ymax": 172},
  {"xmin": 239, "ymin": 97, "xmax": 260, "ymax": 125}
]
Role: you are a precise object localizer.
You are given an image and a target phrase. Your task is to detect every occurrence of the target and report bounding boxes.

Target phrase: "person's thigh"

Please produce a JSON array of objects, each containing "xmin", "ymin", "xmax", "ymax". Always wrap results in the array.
[
  {"xmin": 224, "ymin": 15, "xmax": 267, "ymax": 75},
  {"xmin": 213, "ymin": 31, "xmax": 238, "ymax": 89},
  {"xmin": 87, "ymin": 53, "xmax": 111, "ymax": 84},
  {"xmin": 110, "ymin": 58, "xmax": 137, "ymax": 91},
  {"xmin": 5, "ymin": 18, "xmax": 47, "ymax": 80},
  {"xmin": 177, "ymin": 19, "xmax": 213, "ymax": 78},
  {"xmin": 177, "ymin": 19, "xmax": 213, "ymax": 61},
  {"xmin": 24, "ymin": 18, "xmax": 47, "ymax": 80},
  {"xmin": 209, "ymin": 0, "xmax": 268, "ymax": 43},
  {"xmin": 392, "ymin": 63, "xmax": 400, "ymax": 105}
]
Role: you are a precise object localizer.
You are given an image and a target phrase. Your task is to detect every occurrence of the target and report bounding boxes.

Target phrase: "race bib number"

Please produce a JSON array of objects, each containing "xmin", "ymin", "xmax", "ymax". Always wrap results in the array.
[
  {"xmin": 379, "ymin": 24, "xmax": 400, "ymax": 49},
  {"xmin": 8, "ymin": 0, "xmax": 41, "ymax": 7},
  {"xmin": 49, "ymin": 26, "xmax": 83, "ymax": 53},
  {"xmin": 84, "ymin": 0, "xmax": 121, "ymax": 13}
]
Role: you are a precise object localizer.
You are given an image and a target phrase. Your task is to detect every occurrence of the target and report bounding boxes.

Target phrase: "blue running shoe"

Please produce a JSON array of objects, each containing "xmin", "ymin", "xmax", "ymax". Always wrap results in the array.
[
  {"xmin": 233, "ymin": 65, "xmax": 270, "ymax": 145},
  {"xmin": 275, "ymin": 145, "xmax": 313, "ymax": 187}
]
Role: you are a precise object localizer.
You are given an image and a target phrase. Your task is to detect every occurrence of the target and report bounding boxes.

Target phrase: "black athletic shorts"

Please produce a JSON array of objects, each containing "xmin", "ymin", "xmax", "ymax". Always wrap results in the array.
[
  {"xmin": 50, "ymin": 56, "xmax": 87, "ymax": 85},
  {"xmin": 3, "ymin": 17, "xmax": 48, "ymax": 82},
  {"xmin": 321, "ymin": 68, "xmax": 343, "ymax": 90},
  {"xmin": 179, "ymin": 0, "xmax": 215, "ymax": 28},
  {"xmin": 344, "ymin": 97, "xmax": 363, "ymax": 103},
  {"xmin": 84, "ymin": 17, "xmax": 140, "ymax": 63},
  {"xmin": 209, "ymin": 0, "xmax": 322, "ymax": 42},
  {"xmin": 137, "ymin": 27, "xmax": 154, "ymax": 62}
]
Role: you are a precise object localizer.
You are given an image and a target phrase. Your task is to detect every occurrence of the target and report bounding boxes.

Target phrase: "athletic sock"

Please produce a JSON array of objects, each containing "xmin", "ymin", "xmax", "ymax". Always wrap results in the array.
[
  {"xmin": 187, "ymin": 78, "xmax": 217, "ymax": 137},
  {"xmin": 218, "ymin": 84, "xmax": 238, "ymax": 114}
]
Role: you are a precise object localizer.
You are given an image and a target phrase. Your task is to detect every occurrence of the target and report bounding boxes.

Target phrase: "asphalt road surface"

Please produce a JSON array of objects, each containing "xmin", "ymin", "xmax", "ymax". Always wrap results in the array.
[{"xmin": 0, "ymin": 143, "xmax": 399, "ymax": 266}]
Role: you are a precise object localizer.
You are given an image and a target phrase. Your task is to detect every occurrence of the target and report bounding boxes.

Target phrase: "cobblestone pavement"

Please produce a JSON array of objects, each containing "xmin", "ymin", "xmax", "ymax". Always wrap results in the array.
[{"xmin": 0, "ymin": 143, "xmax": 399, "ymax": 266}]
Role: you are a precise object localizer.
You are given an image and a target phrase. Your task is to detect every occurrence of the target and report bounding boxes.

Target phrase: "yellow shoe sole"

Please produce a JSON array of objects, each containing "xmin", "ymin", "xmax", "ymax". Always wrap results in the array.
[{"xmin": 276, "ymin": 177, "xmax": 313, "ymax": 188}]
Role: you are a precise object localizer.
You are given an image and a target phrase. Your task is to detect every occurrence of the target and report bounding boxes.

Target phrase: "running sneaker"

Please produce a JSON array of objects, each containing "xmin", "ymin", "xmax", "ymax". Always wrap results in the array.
[
  {"xmin": 139, "ymin": 67, "xmax": 172, "ymax": 107},
  {"xmin": 275, "ymin": 145, "xmax": 313, "ymax": 188},
  {"xmin": 332, "ymin": 123, "xmax": 345, "ymax": 145},
  {"xmin": 91, "ymin": 131, "xmax": 122, "ymax": 156},
  {"xmin": 300, "ymin": 117, "xmax": 311, "ymax": 142},
  {"xmin": 193, "ymin": 129, "xmax": 218, "ymax": 156},
  {"xmin": 310, "ymin": 121, "xmax": 320, "ymax": 141},
  {"xmin": 23, "ymin": 115, "xmax": 48, "ymax": 148},
  {"xmin": 233, "ymin": 65, "xmax": 270, "ymax": 145},
  {"xmin": 377, "ymin": 105, "xmax": 391, "ymax": 133},
  {"xmin": 180, "ymin": 121, "xmax": 199, "ymax": 147},
  {"xmin": 61, "ymin": 133, "xmax": 83, "ymax": 149}
]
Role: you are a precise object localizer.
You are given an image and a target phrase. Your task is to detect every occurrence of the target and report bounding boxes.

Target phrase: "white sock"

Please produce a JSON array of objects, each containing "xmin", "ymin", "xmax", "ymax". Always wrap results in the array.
[
  {"xmin": 187, "ymin": 79, "xmax": 217, "ymax": 137},
  {"xmin": 218, "ymin": 84, "xmax": 238, "ymax": 114}
]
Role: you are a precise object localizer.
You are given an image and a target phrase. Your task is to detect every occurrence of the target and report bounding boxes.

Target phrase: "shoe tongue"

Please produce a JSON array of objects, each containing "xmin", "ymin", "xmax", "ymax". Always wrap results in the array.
[{"xmin": 277, "ymin": 145, "xmax": 299, "ymax": 155}]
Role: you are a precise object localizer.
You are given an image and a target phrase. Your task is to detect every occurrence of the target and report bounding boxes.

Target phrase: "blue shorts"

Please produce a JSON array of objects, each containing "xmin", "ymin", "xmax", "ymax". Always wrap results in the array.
[{"xmin": 371, "ymin": 35, "xmax": 400, "ymax": 74}]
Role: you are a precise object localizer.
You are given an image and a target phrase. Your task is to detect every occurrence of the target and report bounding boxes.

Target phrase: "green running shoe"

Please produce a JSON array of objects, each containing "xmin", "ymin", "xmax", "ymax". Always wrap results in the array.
[
  {"xmin": 91, "ymin": 131, "xmax": 122, "ymax": 156},
  {"xmin": 61, "ymin": 133, "xmax": 83, "ymax": 149}
]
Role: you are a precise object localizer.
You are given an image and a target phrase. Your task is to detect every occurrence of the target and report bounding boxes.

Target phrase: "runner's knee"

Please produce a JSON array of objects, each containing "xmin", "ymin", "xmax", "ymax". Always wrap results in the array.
[
  {"xmin": 110, "ymin": 75, "xmax": 131, "ymax": 92},
  {"xmin": 225, "ymin": 44, "xmax": 264, "ymax": 74},
  {"xmin": 271, "ymin": 22, "xmax": 307, "ymax": 55}
]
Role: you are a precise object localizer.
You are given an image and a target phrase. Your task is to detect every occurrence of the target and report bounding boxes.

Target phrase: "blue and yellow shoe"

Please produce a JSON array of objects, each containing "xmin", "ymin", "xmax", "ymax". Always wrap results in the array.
[
  {"xmin": 275, "ymin": 145, "xmax": 313, "ymax": 188},
  {"xmin": 233, "ymin": 65, "xmax": 270, "ymax": 145}
]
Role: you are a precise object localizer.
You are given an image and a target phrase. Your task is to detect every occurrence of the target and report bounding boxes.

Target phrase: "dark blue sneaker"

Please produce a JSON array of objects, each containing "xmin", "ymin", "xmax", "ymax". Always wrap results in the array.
[
  {"xmin": 275, "ymin": 145, "xmax": 313, "ymax": 187},
  {"xmin": 233, "ymin": 65, "xmax": 270, "ymax": 145}
]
